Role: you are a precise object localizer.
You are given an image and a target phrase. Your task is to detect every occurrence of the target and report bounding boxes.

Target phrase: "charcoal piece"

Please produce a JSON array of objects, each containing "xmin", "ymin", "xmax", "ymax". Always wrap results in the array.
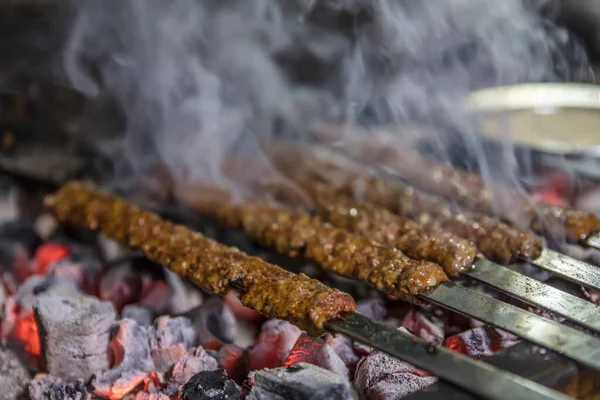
[
  {"xmin": 0, "ymin": 346, "xmax": 32, "ymax": 400},
  {"xmin": 248, "ymin": 320, "xmax": 302, "ymax": 371},
  {"xmin": 98, "ymin": 261, "xmax": 142, "ymax": 311},
  {"xmin": 284, "ymin": 334, "xmax": 348, "ymax": 377},
  {"xmin": 247, "ymin": 363, "xmax": 357, "ymax": 400},
  {"xmin": 355, "ymin": 350, "xmax": 436, "ymax": 399},
  {"xmin": 0, "ymin": 219, "xmax": 41, "ymax": 252},
  {"xmin": 135, "ymin": 394, "xmax": 170, "ymax": 400},
  {"xmin": 325, "ymin": 334, "xmax": 359, "ymax": 367},
  {"xmin": 179, "ymin": 370, "xmax": 241, "ymax": 400},
  {"xmin": 122, "ymin": 304, "xmax": 156, "ymax": 326},
  {"xmin": 148, "ymin": 316, "xmax": 198, "ymax": 373},
  {"xmin": 29, "ymin": 374, "xmax": 90, "ymax": 400},
  {"xmin": 15, "ymin": 275, "xmax": 80, "ymax": 310},
  {"xmin": 356, "ymin": 298, "xmax": 387, "ymax": 321},
  {"xmin": 164, "ymin": 269, "xmax": 203, "ymax": 314},
  {"xmin": 92, "ymin": 319, "xmax": 156, "ymax": 399},
  {"xmin": 213, "ymin": 344, "xmax": 248, "ymax": 383},
  {"xmin": 165, "ymin": 346, "xmax": 219, "ymax": 396},
  {"xmin": 184, "ymin": 297, "xmax": 237, "ymax": 346},
  {"xmin": 33, "ymin": 294, "xmax": 117, "ymax": 382}
]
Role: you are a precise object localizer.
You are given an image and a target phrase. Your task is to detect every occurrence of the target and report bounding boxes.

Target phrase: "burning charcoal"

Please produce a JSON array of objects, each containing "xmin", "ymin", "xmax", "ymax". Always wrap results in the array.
[
  {"xmin": 148, "ymin": 316, "xmax": 198, "ymax": 373},
  {"xmin": 212, "ymin": 344, "xmax": 248, "ymax": 383},
  {"xmin": 93, "ymin": 319, "xmax": 156, "ymax": 399},
  {"xmin": 33, "ymin": 294, "xmax": 117, "ymax": 381},
  {"xmin": 134, "ymin": 394, "xmax": 170, "ymax": 400},
  {"xmin": 356, "ymin": 298, "xmax": 387, "ymax": 321},
  {"xmin": 444, "ymin": 326, "xmax": 518, "ymax": 359},
  {"xmin": 122, "ymin": 305, "xmax": 157, "ymax": 326},
  {"xmin": 98, "ymin": 261, "xmax": 142, "ymax": 312},
  {"xmin": 179, "ymin": 370, "xmax": 241, "ymax": 400},
  {"xmin": 247, "ymin": 363, "xmax": 357, "ymax": 400},
  {"xmin": 0, "ymin": 346, "xmax": 32, "ymax": 400},
  {"xmin": 248, "ymin": 320, "xmax": 302, "ymax": 371},
  {"xmin": 33, "ymin": 242, "xmax": 71, "ymax": 276},
  {"xmin": 184, "ymin": 297, "xmax": 237, "ymax": 348},
  {"xmin": 2, "ymin": 275, "xmax": 80, "ymax": 361},
  {"xmin": 29, "ymin": 374, "xmax": 90, "ymax": 400},
  {"xmin": 284, "ymin": 334, "xmax": 348, "ymax": 377},
  {"xmin": 138, "ymin": 276, "xmax": 172, "ymax": 314},
  {"xmin": 325, "ymin": 334, "xmax": 360, "ymax": 367},
  {"xmin": 355, "ymin": 349, "xmax": 436, "ymax": 399},
  {"xmin": 164, "ymin": 346, "xmax": 219, "ymax": 396},
  {"xmin": 401, "ymin": 310, "xmax": 444, "ymax": 346},
  {"xmin": 46, "ymin": 260, "xmax": 87, "ymax": 291}
]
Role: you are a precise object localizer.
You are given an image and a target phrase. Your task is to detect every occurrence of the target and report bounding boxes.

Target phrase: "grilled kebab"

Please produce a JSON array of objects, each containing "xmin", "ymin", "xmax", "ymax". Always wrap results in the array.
[
  {"xmin": 309, "ymin": 126, "xmax": 600, "ymax": 242},
  {"xmin": 44, "ymin": 181, "xmax": 356, "ymax": 334}
]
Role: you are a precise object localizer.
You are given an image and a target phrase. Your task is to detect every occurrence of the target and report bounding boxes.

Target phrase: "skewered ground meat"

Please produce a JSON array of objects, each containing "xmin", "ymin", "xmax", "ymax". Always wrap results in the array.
[
  {"xmin": 310, "ymin": 191, "xmax": 478, "ymax": 276},
  {"xmin": 200, "ymin": 201, "xmax": 448, "ymax": 300},
  {"xmin": 320, "ymin": 178, "xmax": 543, "ymax": 264},
  {"xmin": 267, "ymin": 145, "xmax": 543, "ymax": 263},
  {"xmin": 44, "ymin": 181, "xmax": 356, "ymax": 334},
  {"xmin": 309, "ymin": 128, "xmax": 600, "ymax": 242}
]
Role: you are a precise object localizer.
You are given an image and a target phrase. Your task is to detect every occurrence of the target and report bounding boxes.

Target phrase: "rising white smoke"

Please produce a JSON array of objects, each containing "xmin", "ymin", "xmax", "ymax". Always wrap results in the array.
[{"xmin": 58, "ymin": 0, "xmax": 589, "ymax": 200}]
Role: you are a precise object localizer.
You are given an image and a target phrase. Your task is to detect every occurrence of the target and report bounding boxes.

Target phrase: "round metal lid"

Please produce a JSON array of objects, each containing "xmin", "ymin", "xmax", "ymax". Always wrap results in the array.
[{"xmin": 465, "ymin": 83, "xmax": 600, "ymax": 156}]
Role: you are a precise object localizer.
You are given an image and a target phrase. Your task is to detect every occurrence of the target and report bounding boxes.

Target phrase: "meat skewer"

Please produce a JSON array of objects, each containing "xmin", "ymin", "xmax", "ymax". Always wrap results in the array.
[
  {"xmin": 43, "ymin": 181, "xmax": 356, "ymax": 334},
  {"xmin": 198, "ymin": 200, "xmax": 449, "ymax": 298},
  {"xmin": 268, "ymin": 145, "xmax": 544, "ymax": 264},
  {"xmin": 184, "ymin": 187, "xmax": 600, "ymax": 371},
  {"xmin": 43, "ymin": 183, "xmax": 570, "ymax": 400},
  {"xmin": 268, "ymin": 145, "xmax": 600, "ymax": 291},
  {"xmin": 310, "ymin": 126, "xmax": 600, "ymax": 243},
  {"xmin": 308, "ymin": 188, "xmax": 479, "ymax": 276}
]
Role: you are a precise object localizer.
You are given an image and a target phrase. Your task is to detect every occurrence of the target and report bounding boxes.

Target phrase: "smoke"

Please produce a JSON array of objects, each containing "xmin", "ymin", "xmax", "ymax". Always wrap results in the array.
[{"xmin": 56, "ymin": 0, "xmax": 590, "ymax": 202}]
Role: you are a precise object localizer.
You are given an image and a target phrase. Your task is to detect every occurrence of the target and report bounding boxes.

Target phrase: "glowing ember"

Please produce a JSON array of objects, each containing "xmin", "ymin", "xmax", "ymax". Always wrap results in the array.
[
  {"xmin": 33, "ymin": 243, "xmax": 70, "ymax": 276},
  {"xmin": 401, "ymin": 310, "xmax": 444, "ymax": 346},
  {"xmin": 444, "ymin": 327, "xmax": 519, "ymax": 359}
]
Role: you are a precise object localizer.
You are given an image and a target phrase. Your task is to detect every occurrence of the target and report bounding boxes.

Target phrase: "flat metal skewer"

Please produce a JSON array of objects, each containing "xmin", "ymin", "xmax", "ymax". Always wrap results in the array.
[
  {"xmin": 326, "ymin": 313, "xmax": 571, "ymax": 400},
  {"xmin": 531, "ymin": 248, "xmax": 600, "ymax": 292},
  {"xmin": 586, "ymin": 233, "xmax": 600, "ymax": 252},
  {"xmin": 421, "ymin": 283, "xmax": 600, "ymax": 370},
  {"xmin": 465, "ymin": 259, "xmax": 600, "ymax": 333}
]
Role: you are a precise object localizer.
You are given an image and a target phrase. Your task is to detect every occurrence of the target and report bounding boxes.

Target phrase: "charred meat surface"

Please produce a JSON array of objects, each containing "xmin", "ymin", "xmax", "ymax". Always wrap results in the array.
[
  {"xmin": 44, "ymin": 181, "xmax": 356, "ymax": 334},
  {"xmin": 201, "ymin": 201, "xmax": 449, "ymax": 299},
  {"xmin": 310, "ymin": 190, "xmax": 478, "ymax": 276}
]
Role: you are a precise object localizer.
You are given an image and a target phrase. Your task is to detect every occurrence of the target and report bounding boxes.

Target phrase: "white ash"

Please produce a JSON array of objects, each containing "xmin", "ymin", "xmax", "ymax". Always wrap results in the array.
[
  {"xmin": 247, "ymin": 362, "xmax": 357, "ymax": 400},
  {"xmin": 95, "ymin": 234, "xmax": 129, "ymax": 263},
  {"xmin": 148, "ymin": 315, "xmax": 198, "ymax": 373},
  {"xmin": 183, "ymin": 297, "xmax": 237, "ymax": 346},
  {"xmin": 325, "ymin": 334, "xmax": 360, "ymax": 367},
  {"xmin": 285, "ymin": 334, "xmax": 349, "ymax": 378},
  {"xmin": 248, "ymin": 320, "xmax": 302, "ymax": 371},
  {"xmin": 354, "ymin": 347, "xmax": 436, "ymax": 399},
  {"xmin": 135, "ymin": 393, "xmax": 170, "ymax": 400},
  {"xmin": 34, "ymin": 214, "xmax": 58, "ymax": 241},
  {"xmin": 164, "ymin": 346, "xmax": 219, "ymax": 396},
  {"xmin": 33, "ymin": 294, "xmax": 117, "ymax": 382},
  {"xmin": 92, "ymin": 319, "xmax": 156, "ymax": 399},
  {"xmin": 29, "ymin": 374, "xmax": 90, "ymax": 400},
  {"xmin": 11, "ymin": 275, "xmax": 80, "ymax": 311},
  {"xmin": 121, "ymin": 305, "xmax": 157, "ymax": 326},
  {"xmin": 0, "ymin": 346, "xmax": 32, "ymax": 400},
  {"xmin": 356, "ymin": 298, "xmax": 387, "ymax": 321}
]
